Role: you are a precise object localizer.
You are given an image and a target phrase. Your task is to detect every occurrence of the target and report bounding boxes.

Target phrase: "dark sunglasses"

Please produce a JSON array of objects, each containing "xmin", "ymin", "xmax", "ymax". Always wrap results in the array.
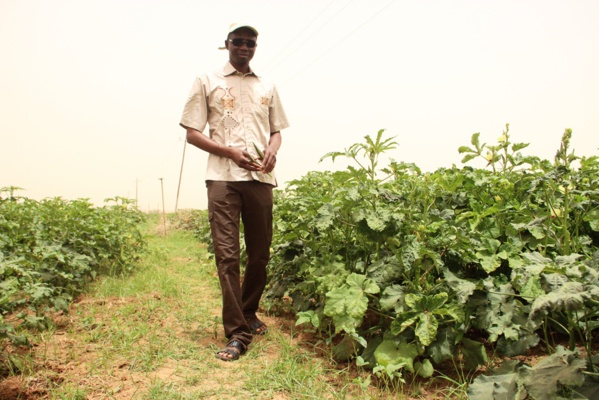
[{"xmin": 228, "ymin": 38, "xmax": 257, "ymax": 48}]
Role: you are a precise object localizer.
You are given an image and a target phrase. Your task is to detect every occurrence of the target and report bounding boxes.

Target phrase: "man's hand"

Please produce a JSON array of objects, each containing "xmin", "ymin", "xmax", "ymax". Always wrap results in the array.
[
  {"xmin": 260, "ymin": 148, "xmax": 277, "ymax": 173},
  {"xmin": 185, "ymin": 127, "xmax": 279, "ymax": 173},
  {"xmin": 260, "ymin": 131, "xmax": 282, "ymax": 174},
  {"xmin": 231, "ymin": 148, "xmax": 262, "ymax": 171}
]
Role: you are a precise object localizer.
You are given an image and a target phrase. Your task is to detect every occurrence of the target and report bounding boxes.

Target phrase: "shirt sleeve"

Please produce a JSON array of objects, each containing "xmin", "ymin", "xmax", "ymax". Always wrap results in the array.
[
  {"xmin": 179, "ymin": 77, "xmax": 209, "ymax": 134},
  {"xmin": 268, "ymin": 85, "xmax": 290, "ymax": 133}
]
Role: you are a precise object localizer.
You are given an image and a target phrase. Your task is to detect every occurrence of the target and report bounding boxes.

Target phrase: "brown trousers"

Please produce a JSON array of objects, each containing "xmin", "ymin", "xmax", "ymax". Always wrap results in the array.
[{"xmin": 206, "ymin": 180, "xmax": 273, "ymax": 347}]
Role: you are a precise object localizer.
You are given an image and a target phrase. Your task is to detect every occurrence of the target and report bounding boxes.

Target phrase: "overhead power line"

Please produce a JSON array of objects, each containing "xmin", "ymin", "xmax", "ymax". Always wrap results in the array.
[
  {"xmin": 262, "ymin": 0, "xmax": 355, "ymax": 74},
  {"xmin": 281, "ymin": 0, "xmax": 397, "ymax": 86},
  {"xmin": 262, "ymin": 0, "xmax": 337, "ymax": 71}
]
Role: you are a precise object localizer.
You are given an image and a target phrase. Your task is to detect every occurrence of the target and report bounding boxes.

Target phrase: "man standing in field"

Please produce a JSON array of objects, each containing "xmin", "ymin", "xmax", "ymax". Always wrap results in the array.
[{"xmin": 179, "ymin": 23, "xmax": 289, "ymax": 361}]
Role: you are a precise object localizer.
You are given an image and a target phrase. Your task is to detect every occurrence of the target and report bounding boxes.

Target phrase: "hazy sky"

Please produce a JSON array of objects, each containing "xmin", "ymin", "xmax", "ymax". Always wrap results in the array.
[{"xmin": 1, "ymin": 0, "xmax": 598, "ymax": 211}]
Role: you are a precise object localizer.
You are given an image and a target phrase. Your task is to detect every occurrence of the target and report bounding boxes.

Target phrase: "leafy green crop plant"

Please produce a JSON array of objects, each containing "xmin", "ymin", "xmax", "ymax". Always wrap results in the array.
[
  {"xmin": 0, "ymin": 189, "xmax": 147, "ymax": 351},
  {"xmin": 261, "ymin": 126, "xmax": 598, "ymax": 391}
]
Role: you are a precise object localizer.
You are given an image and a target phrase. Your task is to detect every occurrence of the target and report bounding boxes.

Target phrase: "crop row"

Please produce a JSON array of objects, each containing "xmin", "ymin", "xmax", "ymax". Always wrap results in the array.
[
  {"xmin": 0, "ymin": 190, "xmax": 147, "ymax": 345},
  {"xmin": 264, "ymin": 127, "xmax": 599, "ymax": 396}
]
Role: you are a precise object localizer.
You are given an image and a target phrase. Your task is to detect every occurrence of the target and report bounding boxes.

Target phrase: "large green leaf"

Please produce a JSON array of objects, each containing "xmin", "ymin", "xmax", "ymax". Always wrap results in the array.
[
  {"xmin": 379, "ymin": 284, "xmax": 405, "ymax": 312},
  {"xmin": 524, "ymin": 346, "xmax": 586, "ymax": 399},
  {"xmin": 324, "ymin": 273, "xmax": 378, "ymax": 333},
  {"xmin": 346, "ymin": 186, "xmax": 361, "ymax": 201},
  {"xmin": 427, "ymin": 327, "xmax": 458, "ymax": 364},
  {"xmin": 296, "ymin": 310, "xmax": 320, "ymax": 328},
  {"xmin": 497, "ymin": 332, "xmax": 540, "ymax": 357},
  {"xmin": 469, "ymin": 349, "xmax": 592, "ymax": 400},
  {"xmin": 467, "ymin": 372, "xmax": 521, "ymax": 400},
  {"xmin": 400, "ymin": 236, "xmax": 422, "ymax": 271},
  {"xmin": 415, "ymin": 313, "xmax": 439, "ymax": 346},
  {"xmin": 461, "ymin": 338, "xmax": 488, "ymax": 370},
  {"xmin": 324, "ymin": 285, "xmax": 368, "ymax": 332},
  {"xmin": 393, "ymin": 293, "xmax": 448, "ymax": 344},
  {"xmin": 391, "ymin": 314, "xmax": 419, "ymax": 335},
  {"xmin": 519, "ymin": 275, "xmax": 544, "ymax": 300},
  {"xmin": 365, "ymin": 208, "xmax": 391, "ymax": 232},
  {"xmin": 444, "ymin": 269, "xmax": 477, "ymax": 304},
  {"xmin": 346, "ymin": 273, "xmax": 380, "ymax": 295},
  {"xmin": 521, "ymin": 251, "xmax": 552, "ymax": 266},
  {"xmin": 487, "ymin": 312, "xmax": 520, "ymax": 343},
  {"xmin": 511, "ymin": 252, "xmax": 548, "ymax": 297},
  {"xmin": 314, "ymin": 262, "xmax": 350, "ymax": 293},
  {"xmin": 479, "ymin": 254, "xmax": 502, "ymax": 273},
  {"xmin": 583, "ymin": 209, "xmax": 599, "ymax": 231},
  {"xmin": 511, "ymin": 219, "xmax": 547, "ymax": 241},
  {"xmin": 405, "ymin": 292, "xmax": 448, "ymax": 312},
  {"xmin": 314, "ymin": 203, "xmax": 336, "ymax": 231},
  {"xmin": 528, "ymin": 225, "xmax": 546, "ymax": 239},
  {"xmin": 374, "ymin": 340, "xmax": 418, "ymax": 372},
  {"xmin": 529, "ymin": 281, "xmax": 587, "ymax": 320},
  {"xmin": 467, "ymin": 359, "xmax": 528, "ymax": 399},
  {"xmin": 366, "ymin": 257, "xmax": 403, "ymax": 287},
  {"xmin": 476, "ymin": 281, "xmax": 531, "ymax": 344},
  {"xmin": 414, "ymin": 358, "xmax": 434, "ymax": 378}
]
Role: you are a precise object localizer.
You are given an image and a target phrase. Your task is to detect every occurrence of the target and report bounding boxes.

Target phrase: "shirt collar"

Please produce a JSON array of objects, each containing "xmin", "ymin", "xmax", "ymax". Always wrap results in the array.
[{"xmin": 223, "ymin": 61, "xmax": 259, "ymax": 77}]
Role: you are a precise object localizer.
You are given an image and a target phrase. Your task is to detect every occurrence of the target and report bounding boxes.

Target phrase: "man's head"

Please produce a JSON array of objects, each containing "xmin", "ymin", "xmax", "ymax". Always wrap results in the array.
[{"xmin": 225, "ymin": 23, "xmax": 258, "ymax": 71}]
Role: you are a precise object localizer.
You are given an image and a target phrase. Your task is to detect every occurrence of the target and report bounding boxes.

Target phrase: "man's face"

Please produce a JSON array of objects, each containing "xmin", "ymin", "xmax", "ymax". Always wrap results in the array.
[{"xmin": 226, "ymin": 28, "xmax": 257, "ymax": 67}]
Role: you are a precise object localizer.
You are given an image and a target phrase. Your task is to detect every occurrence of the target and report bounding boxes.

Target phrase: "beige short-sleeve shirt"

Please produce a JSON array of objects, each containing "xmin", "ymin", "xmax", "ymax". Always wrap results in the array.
[{"xmin": 180, "ymin": 62, "xmax": 290, "ymax": 186}]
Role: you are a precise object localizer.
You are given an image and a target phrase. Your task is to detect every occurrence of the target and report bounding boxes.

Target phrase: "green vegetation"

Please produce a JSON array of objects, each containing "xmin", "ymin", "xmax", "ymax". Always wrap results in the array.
[
  {"xmin": 264, "ymin": 126, "xmax": 599, "ymax": 397},
  {"xmin": 0, "ymin": 191, "xmax": 146, "ymax": 347}
]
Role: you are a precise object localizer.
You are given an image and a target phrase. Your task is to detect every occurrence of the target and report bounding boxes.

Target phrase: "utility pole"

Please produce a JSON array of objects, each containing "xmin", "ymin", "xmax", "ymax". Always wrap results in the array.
[
  {"xmin": 175, "ymin": 138, "xmax": 187, "ymax": 213},
  {"xmin": 159, "ymin": 178, "xmax": 167, "ymax": 236}
]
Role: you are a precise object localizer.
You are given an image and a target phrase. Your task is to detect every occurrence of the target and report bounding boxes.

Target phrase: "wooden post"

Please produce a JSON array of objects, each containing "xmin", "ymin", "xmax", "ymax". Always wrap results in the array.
[
  {"xmin": 175, "ymin": 138, "xmax": 187, "ymax": 213},
  {"xmin": 159, "ymin": 178, "xmax": 166, "ymax": 236}
]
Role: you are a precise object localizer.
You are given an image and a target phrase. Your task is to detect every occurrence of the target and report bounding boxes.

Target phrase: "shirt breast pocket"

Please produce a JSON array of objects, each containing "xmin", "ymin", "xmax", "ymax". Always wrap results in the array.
[{"xmin": 252, "ymin": 86, "xmax": 270, "ymax": 114}]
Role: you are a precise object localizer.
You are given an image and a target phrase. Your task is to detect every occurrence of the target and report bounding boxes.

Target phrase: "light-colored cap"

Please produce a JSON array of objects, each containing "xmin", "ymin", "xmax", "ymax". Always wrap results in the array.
[{"xmin": 228, "ymin": 23, "xmax": 259, "ymax": 36}]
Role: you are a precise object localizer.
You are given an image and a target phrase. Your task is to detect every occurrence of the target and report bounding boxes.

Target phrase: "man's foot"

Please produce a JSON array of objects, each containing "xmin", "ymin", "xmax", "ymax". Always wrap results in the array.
[
  {"xmin": 249, "ymin": 318, "xmax": 268, "ymax": 335},
  {"xmin": 215, "ymin": 340, "xmax": 246, "ymax": 361}
]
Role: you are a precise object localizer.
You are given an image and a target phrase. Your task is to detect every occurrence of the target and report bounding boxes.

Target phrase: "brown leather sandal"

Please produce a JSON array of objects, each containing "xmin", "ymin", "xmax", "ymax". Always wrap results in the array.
[
  {"xmin": 249, "ymin": 319, "xmax": 268, "ymax": 335},
  {"xmin": 215, "ymin": 339, "xmax": 247, "ymax": 361}
]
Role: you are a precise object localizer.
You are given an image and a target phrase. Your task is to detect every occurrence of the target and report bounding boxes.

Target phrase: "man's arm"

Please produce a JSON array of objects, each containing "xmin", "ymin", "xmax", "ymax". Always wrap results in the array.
[{"xmin": 185, "ymin": 127, "xmax": 261, "ymax": 171}]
